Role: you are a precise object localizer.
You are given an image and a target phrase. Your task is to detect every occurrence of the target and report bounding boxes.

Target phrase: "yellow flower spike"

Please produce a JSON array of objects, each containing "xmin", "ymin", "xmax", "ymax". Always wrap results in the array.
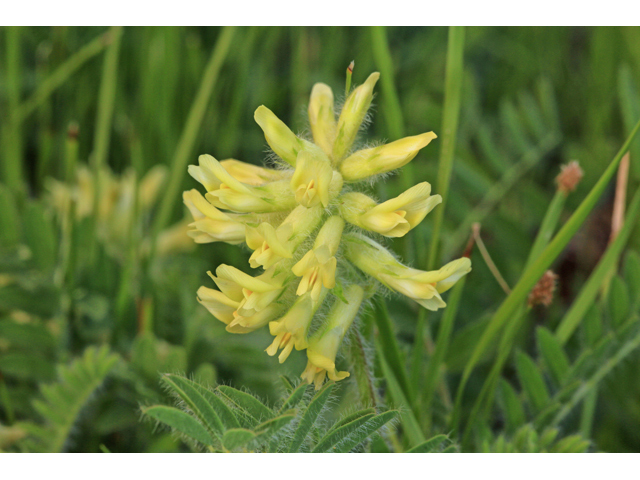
[
  {"xmin": 183, "ymin": 189, "xmax": 249, "ymax": 244},
  {"xmin": 266, "ymin": 289, "xmax": 328, "ymax": 363},
  {"xmin": 219, "ymin": 159, "xmax": 290, "ymax": 186},
  {"xmin": 292, "ymin": 216, "xmax": 344, "ymax": 301},
  {"xmin": 339, "ymin": 132, "xmax": 437, "ymax": 181},
  {"xmin": 254, "ymin": 105, "xmax": 322, "ymax": 167},
  {"xmin": 301, "ymin": 284, "xmax": 364, "ymax": 390},
  {"xmin": 290, "ymin": 150, "xmax": 343, "ymax": 208},
  {"xmin": 308, "ymin": 83, "xmax": 337, "ymax": 158},
  {"xmin": 246, "ymin": 205, "xmax": 324, "ymax": 269},
  {"xmin": 189, "ymin": 154, "xmax": 296, "ymax": 213},
  {"xmin": 345, "ymin": 233, "xmax": 471, "ymax": 311},
  {"xmin": 340, "ymin": 182, "xmax": 442, "ymax": 237},
  {"xmin": 332, "ymin": 72, "xmax": 380, "ymax": 162}
]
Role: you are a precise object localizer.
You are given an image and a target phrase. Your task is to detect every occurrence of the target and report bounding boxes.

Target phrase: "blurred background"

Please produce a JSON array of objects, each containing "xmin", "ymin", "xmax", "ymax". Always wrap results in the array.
[{"xmin": 1, "ymin": 26, "xmax": 640, "ymax": 452}]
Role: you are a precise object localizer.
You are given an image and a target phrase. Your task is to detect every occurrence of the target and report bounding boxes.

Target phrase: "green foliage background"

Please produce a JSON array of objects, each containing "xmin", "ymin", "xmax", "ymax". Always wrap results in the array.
[{"xmin": 1, "ymin": 26, "xmax": 640, "ymax": 452}]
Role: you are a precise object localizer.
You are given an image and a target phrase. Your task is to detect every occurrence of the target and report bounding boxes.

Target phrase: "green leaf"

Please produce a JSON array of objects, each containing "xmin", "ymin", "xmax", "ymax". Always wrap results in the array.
[
  {"xmin": 333, "ymin": 411, "xmax": 397, "ymax": 453},
  {"xmin": 551, "ymin": 435, "xmax": 590, "ymax": 453},
  {"xmin": 217, "ymin": 385, "xmax": 274, "ymax": 426},
  {"xmin": 515, "ymin": 351, "xmax": 550, "ymax": 414},
  {"xmin": 536, "ymin": 327, "xmax": 570, "ymax": 386},
  {"xmin": 406, "ymin": 434, "xmax": 450, "ymax": 453},
  {"xmin": 278, "ymin": 382, "xmax": 308, "ymax": 413},
  {"xmin": 624, "ymin": 250, "xmax": 640, "ymax": 310},
  {"xmin": 161, "ymin": 374, "xmax": 224, "ymax": 438},
  {"xmin": 222, "ymin": 428, "xmax": 256, "ymax": 451},
  {"xmin": 253, "ymin": 413, "xmax": 296, "ymax": 444},
  {"xmin": 29, "ymin": 346, "xmax": 119, "ymax": 452},
  {"xmin": 288, "ymin": 382, "xmax": 334, "ymax": 452},
  {"xmin": 498, "ymin": 379, "xmax": 526, "ymax": 432},
  {"xmin": 312, "ymin": 413, "xmax": 375, "ymax": 453},
  {"xmin": 192, "ymin": 384, "xmax": 240, "ymax": 430},
  {"xmin": 144, "ymin": 406, "xmax": 214, "ymax": 446},
  {"xmin": 609, "ymin": 276, "xmax": 630, "ymax": 328},
  {"xmin": 582, "ymin": 304, "xmax": 604, "ymax": 347},
  {"xmin": 0, "ymin": 319, "xmax": 55, "ymax": 353}
]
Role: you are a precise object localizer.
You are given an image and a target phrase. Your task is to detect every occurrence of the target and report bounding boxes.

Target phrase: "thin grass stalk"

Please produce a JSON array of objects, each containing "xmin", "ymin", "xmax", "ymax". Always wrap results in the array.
[
  {"xmin": 16, "ymin": 29, "xmax": 113, "ymax": 123},
  {"xmin": 91, "ymin": 26, "xmax": 122, "ymax": 171},
  {"xmin": 377, "ymin": 344, "xmax": 425, "ymax": 447},
  {"xmin": 451, "ymin": 117, "xmax": 640, "ymax": 432},
  {"xmin": 461, "ymin": 188, "xmax": 569, "ymax": 435},
  {"xmin": 427, "ymin": 26, "xmax": 465, "ymax": 270},
  {"xmin": 152, "ymin": 26, "xmax": 236, "ymax": 239},
  {"xmin": 2, "ymin": 26, "xmax": 25, "ymax": 194},
  {"xmin": 555, "ymin": 185, "xmax": 640, "ymax": 345},
  {"xmin": 422, "ymin": 277, "xmax": 466, "ymax": 431},
  {"xmin": 370, "ymin": 27, "xmax": 407, "ymax": 181},
  {"xmin": 374, "ymin": 300, "xmax": 414, "ymax": 405}
]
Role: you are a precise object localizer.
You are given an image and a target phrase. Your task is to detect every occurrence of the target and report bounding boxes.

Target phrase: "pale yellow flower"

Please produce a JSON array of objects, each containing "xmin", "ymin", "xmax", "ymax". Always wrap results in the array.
[
  {"xmin": 290, "ymin": 151, "xmax": 343, "ymax": 208},
  {"xmin": 345, "ymin": 233, "xmax": 471, "ymax": 311},
  {"xmin": 219, "ymin": 159, "xmax": 290, "ymax": 186},
  {"xmin": 188, "ymin": 154, "xmax": 296, "ymax": 213},
  {"xmin": 266, "ymin": 290, "xmax": 327, "ymax": 363},
  {"xmin": 340, "ymin": 182, "xmax": 441, "ymax": 237},
  {"xmin": 183, "ymin": 189, "xmax": 248, "ymax": 244},
  {"xmin": 339, "ymin": 132, "xmax": 437, "ymax": 181},
  {"xmin": 254, "ymin": 105, "xmax": 323, "ymax": 167},
  {"xmin": 291, "ymin": 216, "xmax": 343, "ymax": 301},
  {"xmin": 333, "ymin": 72, "xmax": 380, "ymax": 161},
  {"xmin": 245, "ymin": 205, "xmax": 324, "ymax": 269},
  {"xmin": 301, "ymin": 285, "xmax": 364, "ymax": 389},
  {"xmin": 308, "ymin": 83, "xmax": 336, "ymax": 158}
]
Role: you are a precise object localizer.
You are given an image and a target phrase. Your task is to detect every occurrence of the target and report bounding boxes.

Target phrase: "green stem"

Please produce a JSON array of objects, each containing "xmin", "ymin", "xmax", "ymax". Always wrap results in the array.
[
  {"xmin": 555, "ymin": 185, "xmax": 640, "ymax": 344},
  {"xmin": 451, "ymin": 117, "xmax": 640, "ymax": 432},
  {"xmin": 422, "ymin": 277, "xmax": 466, "ymax": 431},
  {"xmin": 370, "ymin": 26, "xmax": 406, "ymax": 160},
  {"xmin": 152, "ymin": 26, "xmax": 236, "ymax": 239},
  {"xmin": 16, "ymin": 29, "xmax": 112, "ymax": 123},
  {"xmin": 91, "ymin": 26, "xmax": 122, "ymax": 171},
  {"xmin": 2, "ymin": 26, "xmax": 25, "ymax": 194},
  {"xmin": 427, "ymin": 26, "xmax": 465, "ymax": 270}
]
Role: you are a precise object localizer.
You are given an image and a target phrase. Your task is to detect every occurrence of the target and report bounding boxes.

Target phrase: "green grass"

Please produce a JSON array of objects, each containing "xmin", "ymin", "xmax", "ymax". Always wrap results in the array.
[{"xmin": 2, "ymin": 26, "xmax": 640, "ymax": 453}]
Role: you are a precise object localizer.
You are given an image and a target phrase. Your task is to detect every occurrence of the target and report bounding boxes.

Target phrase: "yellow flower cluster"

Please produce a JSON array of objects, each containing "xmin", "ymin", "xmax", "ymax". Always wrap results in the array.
[{"xmin": 185, "ymin": 72, "xmax": 471, "ymax": 389}]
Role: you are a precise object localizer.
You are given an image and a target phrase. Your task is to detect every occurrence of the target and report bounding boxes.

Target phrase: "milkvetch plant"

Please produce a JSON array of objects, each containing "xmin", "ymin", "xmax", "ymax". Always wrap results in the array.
[{"xmin": 184, "ymin": 71, "xmax": 471, "ymax": 389}]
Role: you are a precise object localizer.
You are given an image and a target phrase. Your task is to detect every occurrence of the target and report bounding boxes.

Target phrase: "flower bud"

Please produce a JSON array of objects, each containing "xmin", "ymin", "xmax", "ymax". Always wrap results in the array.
[
  {"xmin": 340, "ymin": 182, "xmax": 441, "ymax": 237},
  {"xmin": 332, "ymin": 72, "xmax": 380, "ymax": 161},
  {"xmin": 345, "ymin": 233, "xmax": 471, "ymax": 311},
  {"xmin": 189, "ymin": 155, "xmax": 296, "ymax": 213},
  {"xmin": 301, "ymin": 285, "xmax": 364, "ymax": 389},
  {"xmin": 183, "ymin": 189, "xmax": 248, "ymax": 244},
  {"xmin": 245, "ymin": 205, "xmax": 324, "ymax": 269},
  {"xmin": 339, "ymin": 132, "xmax": 437, "ymax": 181},
  {"xmin": 266, "ymin": 289, "xmax": 328, "ymax": 363},
  {"xmin": 292, "ymin": 216, "xmax": 344, "ymax": 301},
  {"xmin": 308, "ymin": 83, "xmax": 337, "ymax": 158},
  {"xmin": 290, "ymin": 150, "xmax": 343, "ymax": 208}
]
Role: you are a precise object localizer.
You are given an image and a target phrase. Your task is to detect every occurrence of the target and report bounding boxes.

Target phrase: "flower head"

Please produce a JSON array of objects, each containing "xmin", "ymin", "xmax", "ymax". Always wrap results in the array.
[{"xmin": 185, "ymin": 70, "xmax": 471, "ymax": 389}]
